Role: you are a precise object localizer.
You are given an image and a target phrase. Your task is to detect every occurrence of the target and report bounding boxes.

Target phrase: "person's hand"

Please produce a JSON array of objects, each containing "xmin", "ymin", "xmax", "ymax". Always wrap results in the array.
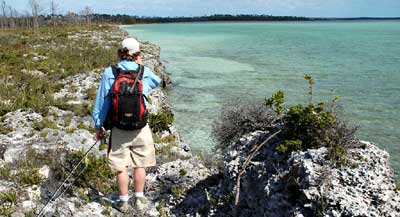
[
  {"xmin": 135, "ymin": 56, "xmax": 143, "ymax": 65},
  {"xmin": 96, "ymin": 128, "xmax": 105, "ymax": 140}
]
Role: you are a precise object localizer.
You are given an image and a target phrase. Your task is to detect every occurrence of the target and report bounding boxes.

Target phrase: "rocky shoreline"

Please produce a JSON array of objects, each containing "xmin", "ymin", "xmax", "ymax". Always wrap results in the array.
[{"xmin": 0, "ymin": 26, "xmax": 399, "ymax": 217}]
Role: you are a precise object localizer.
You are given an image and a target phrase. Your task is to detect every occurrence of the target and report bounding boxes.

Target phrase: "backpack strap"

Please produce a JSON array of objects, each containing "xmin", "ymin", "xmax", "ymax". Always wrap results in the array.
[
  {"xmin": 111, "ymin": 64, "xmax": 121, "ymax": 78},
  {"xmin": 137, "ymin": 64, "xmax": 144, "ymax": 80},
  {"xmin": 131, "ymin": 64, "xmax": 145, "ymax": 91}
]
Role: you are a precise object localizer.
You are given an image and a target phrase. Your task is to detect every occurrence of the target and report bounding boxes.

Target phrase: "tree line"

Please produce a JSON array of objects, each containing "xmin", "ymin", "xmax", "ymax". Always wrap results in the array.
[{"xmin": 0, "ymin": 0, "xmax": 94, "ymax": 33}]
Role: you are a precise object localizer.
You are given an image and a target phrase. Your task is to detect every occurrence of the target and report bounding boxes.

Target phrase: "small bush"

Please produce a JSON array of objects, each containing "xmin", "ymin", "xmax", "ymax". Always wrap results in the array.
[
  {"xmin": 32, "ymin": 117, "xmax": 58, "ymax": 131},
  {"xmin": 39, "ymin": 130, "xmax": 48, "ymax": 138},
  {"xmin": 269, "ymin": 76, "xmax": 357, "ymax": 166},
  {"xmin": 63, "ymin": 118, "xmax": 72, "ymax": 127},
  {"xmin": 396, "ymin": 182, "xmax": 400, "ymax": 191},
  {"xmin": 157, "ymin": 198, "xmax": 170, "ymax": 217},
  {"xmin": 212, "ymin": 99, "xmax": 278, "ymax": 151},
  {"xmin": 16, "ymin": 168, "xmax": 43, "ymax": 186},
  {"xmin": 84, "ymin": 87, "xmax": 97, "ymax": 101},
  {"xmin": 0, "ymin": 125, "xmax": 13, "ymax": 135},
  {"xmin": 171, "ymin": 186, "xmax": 186, "ymax": 198},
  {"xmin": 179, "ymin": 168, "xmax": 188, "ymax": 176},
  {"xmin": 53, "ymin": 150, "xmax": 116, "ymax": 195},
  {"xmin": 77, "ymin": 122, "xmax": 95, "ymax": 133},
  {"xmin": 0, "ymin": 164, "xmax": 12, "ymax": 180},
  {"xmin": 149, "ymin": 112, "xmax": 174, "ymax": 133},
  {"xmin": 212, "ymin": 75, "xmax": 357, "ymax": 167},
  {"xmin": 0, "ymin": 190, "xmax": 17, "ymax": 216}
]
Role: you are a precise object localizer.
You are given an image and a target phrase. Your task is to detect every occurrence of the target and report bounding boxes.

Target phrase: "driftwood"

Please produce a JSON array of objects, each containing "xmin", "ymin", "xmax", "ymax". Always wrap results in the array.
[{"xmin": 233, "ymin": 130, "xmax": 282, "ymax": 216}]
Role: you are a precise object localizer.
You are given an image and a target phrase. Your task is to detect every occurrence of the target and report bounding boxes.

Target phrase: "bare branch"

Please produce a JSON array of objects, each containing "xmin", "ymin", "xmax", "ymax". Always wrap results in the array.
[
  {"xmin": 234, "ymin": 130, "xmax": 282, "ymax": 216},
  {"xmin": 50, "ymin": 0, "xmax": 57, "ymax": 16}
]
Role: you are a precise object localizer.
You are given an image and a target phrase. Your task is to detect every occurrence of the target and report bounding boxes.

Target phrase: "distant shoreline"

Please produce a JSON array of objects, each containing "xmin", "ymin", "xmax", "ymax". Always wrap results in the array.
[{"xmin": 115, "ymin": 15, "xmax": 400, "ymax": 25}]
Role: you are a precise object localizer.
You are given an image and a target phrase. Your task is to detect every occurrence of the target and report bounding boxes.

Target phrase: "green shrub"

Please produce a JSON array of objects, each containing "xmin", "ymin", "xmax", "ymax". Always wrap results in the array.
[
  {"xmin": 153, "ymin": 134, "xmax": 176, "ymax": 144},
  {"xmin": 157, "ymin": 198, "xmax": 170, "ymax": 217},
  {"xmin": 0, "ymin": 164, "xmax": 12, "ymax": 180},
  {"xmin": 63, "ymin": 118, "xmax": 72, "ymax": 127},
  {"xmin": 396, "ymin": 183, "xmax": 400, "ymax": 191},
  {"xmin": 179, "ymin": 168, "xmax": 188, "ymax": 176},
  {"xmin": 77, "ymin": 122, "xmax": 95, "ymax": 133},
  {"xmin": 171, "ymin": 186, "xmax": 186, "ymax": 198},
  {"xmin": 99, "ymin": 143, "xmax": 108, "ymax": 151},
  {"xmin": 265, "ymin": 90, "xmax": 285, "ymax": 116},
  {"xmin": 0, "ymin": 125, "xmax": 13, "ymax": 135},
  {"xmin": 213, "ymin": 75, "xmax": 357, "ymax": 167},
  {"xmin": 276, "ymin": 139, "xmax": 302, "ymax": 154},
  {"xmin": 0, "ymin": 190, "xmax": 17, "ymax": 216},
  {"xmin": 53, "ymin": 150, "xmax": 116, "ymax": 195},
  {"xmin": 282, "ymin": 103, "xmax": 336, "ymax": 150},
  {"xmin": 16, "ymin": 168, "xmax": 43, "ymax": 186},
  {"xmin": 149, "ymin": 112, "xmax": 174, "ymax": 133},
  {"xmin": 32, "ymin": 117, "xmax": 58, "ymax": 131},
  {"xmin": 39, "ymin": 130, "xmax": 48, "ymax": 138},
  {"xmin": 84, "ymin": 87, "xmax": 97, "ymax": 101},
  {"xmin": 272, "ymin": 76, "xmax": 357, "ymax": 166}
]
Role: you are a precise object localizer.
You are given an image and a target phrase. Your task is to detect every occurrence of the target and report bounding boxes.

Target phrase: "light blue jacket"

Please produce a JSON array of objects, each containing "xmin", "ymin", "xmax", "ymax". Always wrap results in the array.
[{"xmin": 92, "ymin": 60, "xmax": 161, "ymax": 129}]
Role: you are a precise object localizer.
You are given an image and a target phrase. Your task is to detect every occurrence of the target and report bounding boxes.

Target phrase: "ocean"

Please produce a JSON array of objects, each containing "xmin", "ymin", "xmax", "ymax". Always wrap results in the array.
[{"xmin": 122, "ymin": 21, "xmax": 400, "ymax": 179}]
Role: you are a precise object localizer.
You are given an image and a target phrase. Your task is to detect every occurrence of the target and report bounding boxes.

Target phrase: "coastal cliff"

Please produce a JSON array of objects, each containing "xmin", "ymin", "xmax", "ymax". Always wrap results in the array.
[{"xmin": 0, "ymin": 26, "xmax": 399, "ymax": 217}]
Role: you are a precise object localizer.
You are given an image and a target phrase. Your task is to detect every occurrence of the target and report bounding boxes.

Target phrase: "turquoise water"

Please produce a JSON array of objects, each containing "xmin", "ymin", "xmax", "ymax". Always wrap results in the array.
[{"xmin": 122, "ymin": 22, "xmax": 400, "ymax": 179}]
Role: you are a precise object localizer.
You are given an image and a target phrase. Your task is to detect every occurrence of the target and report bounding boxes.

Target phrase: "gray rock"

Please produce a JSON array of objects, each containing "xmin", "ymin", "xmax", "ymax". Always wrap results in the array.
[{"xmin": 220, "ymin": 131, "xmax": 400, "ymax": 217}]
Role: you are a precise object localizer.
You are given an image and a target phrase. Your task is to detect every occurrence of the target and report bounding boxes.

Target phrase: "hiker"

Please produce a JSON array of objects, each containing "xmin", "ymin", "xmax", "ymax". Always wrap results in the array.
[{"xmin": 92, "ymin": 37, "xmax": 161, "ymax": 213}]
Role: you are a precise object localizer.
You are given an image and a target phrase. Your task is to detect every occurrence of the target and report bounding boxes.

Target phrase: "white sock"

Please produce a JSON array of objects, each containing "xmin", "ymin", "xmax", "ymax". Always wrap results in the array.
[
  {"xmin": 119, "ymin": 195, "xmax": 130, "ymax": 202},
  {"xmin": 135, "ymin": 192, "xmax": 144, "ymax": 198}
]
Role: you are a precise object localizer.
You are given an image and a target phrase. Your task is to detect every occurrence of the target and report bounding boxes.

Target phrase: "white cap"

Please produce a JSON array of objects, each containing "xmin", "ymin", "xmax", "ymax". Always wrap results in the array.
[{"xmin": 121, "ymin": 38, "xmax": 140, "ymax": 55}]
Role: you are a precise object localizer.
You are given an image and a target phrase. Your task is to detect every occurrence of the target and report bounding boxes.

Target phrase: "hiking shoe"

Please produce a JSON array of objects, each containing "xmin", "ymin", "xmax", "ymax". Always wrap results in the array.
[
  {"xmin": 134, "ymin": 196, "xmax": 149, "ymax": 212},
  {"xmin": 113, "ymin": 200, "xmax": 132, "ymax": 214}
]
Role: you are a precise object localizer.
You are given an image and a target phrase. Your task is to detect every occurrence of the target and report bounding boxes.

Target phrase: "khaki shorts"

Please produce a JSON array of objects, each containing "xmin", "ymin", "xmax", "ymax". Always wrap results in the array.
[{"xmin": 107, "ymin": 124, "xmax": 156, "ymax": 172}]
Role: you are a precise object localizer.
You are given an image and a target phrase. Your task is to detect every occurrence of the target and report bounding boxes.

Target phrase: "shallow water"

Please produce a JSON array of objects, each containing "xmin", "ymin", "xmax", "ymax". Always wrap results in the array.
[{"xmin": 122, "ymin": 21, "xmax": 400, "ymax": 180}]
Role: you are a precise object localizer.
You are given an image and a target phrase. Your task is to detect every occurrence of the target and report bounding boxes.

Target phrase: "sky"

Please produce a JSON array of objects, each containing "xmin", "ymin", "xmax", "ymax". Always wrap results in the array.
[{"xmin": 8, "ymin": 0, "xmax": 400, "ymax": 18}]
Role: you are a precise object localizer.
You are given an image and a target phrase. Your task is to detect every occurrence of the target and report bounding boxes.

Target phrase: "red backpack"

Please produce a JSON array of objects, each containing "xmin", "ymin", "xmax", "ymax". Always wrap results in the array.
[{"xmin": 106, "ymin": 64, "xmax": 148, "ymax": 130}]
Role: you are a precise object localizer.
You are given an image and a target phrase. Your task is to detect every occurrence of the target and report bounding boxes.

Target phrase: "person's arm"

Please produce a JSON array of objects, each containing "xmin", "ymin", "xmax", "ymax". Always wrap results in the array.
[
  {"xmin": 92, "ymin": 68, "xmax": 113, "ymax": 139},
  {"xmin": 142, "ymin": 67, "xmax": 162, "ymax": 92}
]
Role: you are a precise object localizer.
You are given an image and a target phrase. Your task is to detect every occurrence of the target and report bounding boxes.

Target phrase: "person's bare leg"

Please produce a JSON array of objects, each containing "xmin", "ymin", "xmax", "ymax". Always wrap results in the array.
[
  {"xmin": 116, "ymin": 167, "xmax": 129, "ymax": 196},
  {"xmin": 133, "ymin": 167, "xmax": 146, "ymax": 193}
]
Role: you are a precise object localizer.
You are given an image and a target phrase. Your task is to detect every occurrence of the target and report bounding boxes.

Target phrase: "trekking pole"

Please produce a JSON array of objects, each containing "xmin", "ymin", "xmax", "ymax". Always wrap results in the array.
[{"xmin": 36, "ymin": 139, "xmax": 100, "ymax": 217}]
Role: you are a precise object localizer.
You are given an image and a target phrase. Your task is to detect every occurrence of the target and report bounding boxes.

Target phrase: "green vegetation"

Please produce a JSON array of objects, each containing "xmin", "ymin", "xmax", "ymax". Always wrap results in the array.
[
  {"xmin": 0, "ymin": 25, "xmax": 119, "ymax": 117},
  {"xmin": 269, "ymin": 75, "xmax": 357, "ymax": 166},
  {"xmin": 16, "ymin": 168, "xmax": 43, "ymax": 187},
  {"xmin": 155, "ymin": 143, "xmax": 177, "ymax": 155},
  {"xmin": 99, "ymin": 143, "xmax": 108, "ymax": 151},
  {"xmin": 397, "ymin": 183, "xmax": 400, "ymax": 191},
  {"xmin": 171, "ymin": 186, "xmax": 186, "ymax": 198},
  {"xmin": 77, "ymin": 122, "xmax": 95, "ymax": 133},
  {"xmin": 0, "ymin": 164, "xmax": 12, "ymax": 180},
  {"xmin": 32, "ymin": 117, "xmax": 58, "ymax": 131},
  {"xmin": 0, "ymin": 190, "xmax": 17, "ymax": 216},
  {"xmin": 153, "ymin": 134, "xmax": 176, "ymax": 144},
  {"xmin": 179, "ymin": 168, "xmax": 188, "ymax": 176},
  {"xmin": 63, "ymin": 117, "xmax": 72, "ymax": 127},
  {"xmin": 0, "ymin": 149, "xmax": 48, "ymax": 187},
  {"xmin": 149, "ymin": 112, "xmax": 174, "ymax": 133},
  {"xmin": 53, "ymin": 150, "xmax": 117, "ymax": 195},
  {"xmin": 213, "ymin": 75, "xmax": 357, "ymax": 167},
  {"xmin": 0, "ymin": 125, "xmax": 13, "ymax": 135},
  {"xmin": 39, "ymin": 130, "xmax": 48, "ymax": 138},
  {"xmin": 265, "ymin": 90, "xmax": 285, "ymax": 116},
  {"xmin": 84, "ymin": 87, "xmax": 98, "ymax": 101},
  {"xmin": 157, "ymin": 198, "xmax": 170, "ymax": 217}
]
